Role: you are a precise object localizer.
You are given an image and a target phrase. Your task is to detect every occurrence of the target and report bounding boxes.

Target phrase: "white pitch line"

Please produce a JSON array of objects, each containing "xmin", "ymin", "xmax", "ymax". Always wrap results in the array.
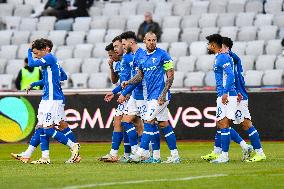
[{"xmin": 61, "ymin": 174, "xmax": 227, "ymax": 189}]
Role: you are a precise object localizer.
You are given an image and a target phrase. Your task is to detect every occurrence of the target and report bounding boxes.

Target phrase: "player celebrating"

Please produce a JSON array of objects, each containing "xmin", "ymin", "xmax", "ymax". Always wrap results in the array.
[
  {"xmin": 27, "ymin": 38, "xmax": 80, "ymax": 163},
  {"xmin": 122, "ymin": 32, "xmax": 180, "ymax": 163},
  {"xmin": 206, "ymin": 34, "xmax": 237, "ymax": 163}
]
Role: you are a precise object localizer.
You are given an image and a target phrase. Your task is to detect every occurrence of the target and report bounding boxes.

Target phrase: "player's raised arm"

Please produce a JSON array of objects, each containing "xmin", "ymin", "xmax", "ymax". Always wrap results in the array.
[
  {"xmin": 59, "ymin": 67, "xmax": 68, "ymax": 81},
  {"xmin": 28, "ymin": 39, "xmax": 51, "ymax": 67}
]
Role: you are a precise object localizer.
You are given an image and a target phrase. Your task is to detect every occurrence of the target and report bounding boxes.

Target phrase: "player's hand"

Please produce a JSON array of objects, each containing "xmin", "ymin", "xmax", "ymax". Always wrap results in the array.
[
  {"xmin": 121, "ymin": 81, "xmax": 129, "ymax": 89},
  {"xmin": 158, "ymin": 95, "xmax": 166, "ymax": 105},
  {"xmin": 25, "ymin": 85, "xmax": 32, "ymax": 94},
  {"xmin": 104, "ymin": 92, "xmax": 114, "ymax": 102},
  {"xmin": 237, "ymin": 93, "xmax": 243, "ymax": 103},
  {"xmin": 108, "ymin": 59, "xmax": 114, "ymax": 67},
  {"xmin": 125, "ymin": 94, "xmax": 130, "ymax": 101},
  {"xmin": 222, "ymin": 94, "xmax": 229, "ymax": 105},
  {"xmin": 117, "ymin": 94, "xmax": 127, "ymax": 104}
]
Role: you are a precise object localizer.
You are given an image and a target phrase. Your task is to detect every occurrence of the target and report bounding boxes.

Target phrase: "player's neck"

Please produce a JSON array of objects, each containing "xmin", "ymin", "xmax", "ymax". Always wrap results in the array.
[{"xmin": 132, "ymin": 45, "xmax": 139, "ymax": 54}]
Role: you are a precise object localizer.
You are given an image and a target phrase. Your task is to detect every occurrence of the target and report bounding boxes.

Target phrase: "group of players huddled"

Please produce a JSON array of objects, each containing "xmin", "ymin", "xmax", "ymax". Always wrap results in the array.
[{"xmin": 10, "ymin": 31, "xmax": 266, "ymax": 164}]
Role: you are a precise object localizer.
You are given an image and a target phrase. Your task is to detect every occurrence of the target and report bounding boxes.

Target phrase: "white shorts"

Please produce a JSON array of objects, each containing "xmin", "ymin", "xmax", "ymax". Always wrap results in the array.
[
  {"xmin": 115, "ymin": 101, "xmax": 127, "ymax": 117},
  {"xmin": 233, "ymin": 100, "xmax": 251, "ymax": 124},
  {"xmin": 37, "ymin": 100, "xmax": 66, "ymax": 127},
  {"xmin": 216, "ymin": 96, "xmax": 237, "ymax": 121},
  {"xmin": 144, "ymin": 100, "xmax": 169, "ymax": 122},
  {"xmin": 123, "ymin": 96, "xmax": 146, "ymax": 119}
]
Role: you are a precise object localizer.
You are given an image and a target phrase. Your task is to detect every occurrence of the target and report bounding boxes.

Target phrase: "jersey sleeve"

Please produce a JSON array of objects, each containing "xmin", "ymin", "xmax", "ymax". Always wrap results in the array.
[
  {"xmin": 161, "ymin": 50, "xmax": 174, "ymax": 71},
  {"xmin": 30, "ymin": 79, "xmax": 44, "ymax": 88},
  {"xmin": 59, "ymin": 67, "xmax": 68, "ymax": 81},
  {"xmin": 219, "ymin": 56, "xmax": 235, "ymax": 94},
  {"xmin": 121, "ymin": 83, "xmax": 138, "ymax": 97},
  {"xmin": 28, "ymin": 49, "xmax": 52, "ymax": 67}
]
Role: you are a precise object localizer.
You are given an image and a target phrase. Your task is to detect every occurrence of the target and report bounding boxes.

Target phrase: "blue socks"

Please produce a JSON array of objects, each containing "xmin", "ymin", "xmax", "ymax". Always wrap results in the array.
[
  {"xmin": 152, "ymin": 124, "xmax": 160, "ymax": 151},
  {"xmin": 121, "ymin": 122, "xmax": 138, "ymax": 147},
  {"xmin": 111, "ymin": 131, "xmax": 123, "ymax": 151},
  {"xmin": 123, "ymin": 131, "xmax": 131, "ymax": 154},
  {"xmin": 246, "ymin": 126, "xmax": 262, "ymax": 150},
  {"xmin": 44, "ymin": 128, "xmax": 69, "ymax": 145},
  {"xmin": 221, "ymin": 128, "xmax": 231, "ymax": 152},
  {"xmin": 214, "ymin": 130, "xmax": 221, "ymax": 149},
  {"xmin": 140, "ymin": 123, "xmax": 153, "ymax": 150},
  {"xmin": 40, "ymin": 130, "xmax": 49, "ymax": 151},
  {"xmin": 61, "ymin": 127, "xmax": 77, "ymax": 143},
  {"xmin": 230, "ymin": 127, "xmax": 243, "ymax": 144},
  {"xmin": 29, "ymin": 128, "xmax": 42, "ymax": 147},
  {"xmin": 161, "ymin": 125, "xmax": 177, "ymax": 150}
]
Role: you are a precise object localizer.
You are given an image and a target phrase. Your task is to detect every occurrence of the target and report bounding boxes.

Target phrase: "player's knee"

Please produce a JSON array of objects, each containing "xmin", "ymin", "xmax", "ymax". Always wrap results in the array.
[
  {"xmin": 113, "ymin": 123, "xmax": 122, "ymax": 132},
  {"xmin": 158, "ymin": 121, "xmax": 169, "ymax": 128},
  {"xmin": 218, "ymin": 118, "xmax": 230, "ymax": 129},
  {"xmin": 58, "ymin": 121, "xmax": 68, "ymax": 131},
  {"xmin": 241, "ymin": 119, "xmax": 252, "ymax": 131}
]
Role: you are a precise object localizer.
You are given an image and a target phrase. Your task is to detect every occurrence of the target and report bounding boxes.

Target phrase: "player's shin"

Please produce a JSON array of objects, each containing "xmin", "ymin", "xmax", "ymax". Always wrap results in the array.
[
  {"xmin": 221, "ymin": 128, "xmax": 231, "ymax": 158},
  {"xmin": 61, "ymin": 127, "xmax": 77, "ymax": 143},
  {"xmin": 22, "ymin": 128, "xmax": 42, "ymax": 158},
  {"xmin": 161, "ymin": 125, "xmax": 179, "ymax": 158},
  {"xmin": 246, "ymin": 126, "xmax": 264, "ymax": 155},
  {"xmin": 121, "ymin": 122, "xmax": 138, "ymax": 153},
  {"xmin": 40, "ymin": 131, "xmax": 50, "ymax": 159},
  {"xmin": 110, "ymin": 131, "xmax": 123, "ymax": 156},
  {"xmin": 214, "ymin": 130, "xmax": 222, "ymax": 154},
  {"xmin": 152, "ymin": 124, "xmax": 161, "ymax": 160},
  {"xmin": 123, "ymin": 131, "xmax": 131, "ymax": 157},
  {"xmin": 230, "ymin": 127, "xmax": 248, "ymax": 150},
  {"xmin": 44, "ymin": 127, "xmax": 75, "ymax": 148}
]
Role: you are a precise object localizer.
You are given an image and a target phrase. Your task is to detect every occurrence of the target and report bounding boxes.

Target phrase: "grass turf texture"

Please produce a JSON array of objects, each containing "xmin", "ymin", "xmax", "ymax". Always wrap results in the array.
[{"xmin": 0, "ymin": 142, "xmax": 283, "ymax": 189}]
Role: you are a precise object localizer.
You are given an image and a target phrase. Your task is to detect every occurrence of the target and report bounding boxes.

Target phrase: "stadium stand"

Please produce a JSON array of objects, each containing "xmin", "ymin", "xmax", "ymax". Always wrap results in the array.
[{"xmin": 0, "ymin": 0, "xmax": 283, "ymax": 89}]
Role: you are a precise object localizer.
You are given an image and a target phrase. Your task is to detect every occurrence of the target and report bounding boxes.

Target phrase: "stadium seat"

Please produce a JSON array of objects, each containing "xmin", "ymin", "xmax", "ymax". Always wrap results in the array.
[
  {"xmin": 204, "ymin": 70, "xmax": 216, "ymax": 86},
  {"xmin": 54, "ymin": 18, "xmax": 74, "ymax": 31},
  {"xmin": 137, "ymin": 2, "xmax": 155, "ymax": 15},
  {"xmin": 161, "ymin": 28, "xmax": 180, "ymax": 43},
  {"xmin": 181, "ymin": 15, "xmax": 200, "ymax": 28},
  {"xmin": 231, "ymin": 41, "xmax": 247, "ymax": 55},
  {"xmin": 163, "ymin": 16, "xmax": 181, "ymax": 29},
  {"xmin": 172, "ymin": 3, "xmax": 190, "ymax": 16},
  {"xmin": 275, "ymin": 56, "xmax": 284, "ymax": 70},
  {"xmin": 279, "ymin": 27, "xmax": 284, "ymax": 39},
  {"xmin": 262, "ymin": 69, "xmax": 283, "ymax": 86},
  {"xmin": 239, "ymin": 55, "xmax": 255, "ymax": 71},
  {"xmin": 37, "ymin": 16, "xmax": 56, "ymax": 31},
  {"xmin": 7, "ymin": 0, "xmax": 23, "ymax": 5},
  {"xmin": 198, "ymin": 13, "xmax": 218, "ymax": 28},
  {"xmin": 154, "ymin": 2, "xmax": 173, "ymax": 16},
  {"xmin": 71, "ymin": 73, "xmax": 89, "ymax": 89},
  {"xmin": 244, "ymin": 70, "xmax": 263, "ymax": 86},
  {"xmin": 181, "ymin": 27, "xmax": 200, "ymax": 44},
  {"xmin": 17, "ymin": 43, "xmax": 29, "ymax": 59},
  {"xmin": 190, "ymin": 1, "xmax": 209, "ymax": 15},
  {"xmin": 24, "ymin": 0, "xmax": 42, "ymax": 8},
  {"xmin": 126, "ymin": 15, "xmax": 144, "ymax": 31},
  {"xmin": 238, "ymin": 26, "xmax": 257, "ymax": 41},
  {"xmin": 172, "ymin": 71, "xmax": 185, "ymax": 88},
  {"xmin": 48, "ymin": 30, "xmax": 67, "ymax": 46},
  {"xmin": 11, "ymin": 31, "xmax": 30, "ymax": 45},
  {"xmin": 156, "ymin": 43, "xmax": 170, "ymax": 51},
  {"xmin": 0, "ymin": 4, "xmax": 14, "ymax": 17},
  {"xmin": 176, "ymin": 56, "xmax": 196, "ymax": 72},
  {"xmin": 74, "ymin": 44, "xmax": 93, "ymax": 59},
  {"xmin": 0, "ymin": 74, "xmax": 14, "ymax": 90},
  {"xmin": 81, "ymin": 58, "xmax": 101, "ymax": 74},
  {"xmin": 5, "ymin": 59, "xmax": 24, "ymax": 75},
  {"xmin": 100, "ymin": 58, "xmax": 110, "ymax": 73},
  {"xmin": 120, "ymin": 2, "xmax": 137, "ymax": 16},
  {"xmin": 87, "ymin": 29, "xmax": 106, "ymax": 43},
  {"xmin": 61, "ymin": 58, "xmax": 82, "ymax": 74},
  {"xmin": 254, "ymin": 14, "xmax": 273, "ymax": 27},
  {"xmin": 209, "ymin": 0, "xmax": 227, "ymax": 13},
  {"xmin": 66, "ymin": 31, "xmax": 86, "ymax": 46},
  {"xmin": 4, "ymin": 16, "xmax": 21, "ymax": 30},
  {"xmin": 108, "ymin": 17, "xmax": 126, "ymax": 30},
  {"xmin": 0, "ymin": 45, "xmax": 18, "ymax": 59},
  {"xmin": 102, "ymin": 7, "xmax": 119, "ymax": 17},
  {"xmin": 236, "ymin": 12, "xmax": 255, "ymax": 27},
  {"xmin": 190, "ymin": 41, "xmax": 207, "ymax": 56},
  {"xmin": 196, "ymin": 55, "xmax": 215, "ymax": 72},
  {"xmin": 217, "ymin": 13, "xmax": 235, "ymax": 27},
  {"xmin": 0, "ymin": 30, "xmax": 13, "ymax": 45},
  {"xmin": 246, "ymin": 40, "xmax": 265, "ymax": 56},
  {"xmin": 199, "ymin": 27, "xmax": 219, "ymax": 41},
  {"xmin": 89, "ymin": 7, "xmax": 102, "ymax": 17},
  {"xmin": 184, "ymin": 72, "xmax": 205, "ymax": 87},
  {"xmin": 13, "ymin": 4, "xmax": 33, "ymax": 17},
  {"xmin": 19, "ymin": 18, "xmax": 37, "ymax": 31},
  {"xmin": 266, "ymin": 40, "xmax": 282, "ymax": 55},
  {"xmin": 169, "ymin": 42, "xmax": 188, "ymax": 58},
  {"xmin": 220, "ymin": 26, "xmax": 238, "ymax": 41},
  {"xmin": 257, "ymin": 26, "xmax": 278, "ymax": 41},
  {"xmin": 88, "ymin": 73, "xmax": 109, "ymax": 89},
  {"xmin": 227, "ymin": 0, "xmax": 246, "ymax": 13},
  {"xmin": 264, "ymin": 0, "xmax": 283, "ymax": 14},
  {"xmin": 104, "ymin": 29, "xmax": 123, "ymax": 42},
  {"xmin": 29, "ymin": 31, "xmax": 49, "ymax": 42},
  {"xmin": 273, "ymin": 13, "xmax": 284, "ymax": 28},
  {"xmin": 55, "ymin": 46, "xmax": 74, "ymax": 60},
  {"xmin": 92, "ymin": 43, "xmax": 108, "ymax": 58},
  {"xmin": 245, "ymin": 0, "xmax": 263, "ymax": 13},
  {"xmin": 0, "ymin": 59, "xmax": 7, "ymax": 74},
  {"xmin": 90, "ymin": 16, "xmax": 108, "ymax": 29},
  {"xmin": 72, "ymin": 17, "xmax": 91, "ymax": 31},
  {"xmin": 255, "ymin": 55, "xmax": 276, "ymax": 71}
]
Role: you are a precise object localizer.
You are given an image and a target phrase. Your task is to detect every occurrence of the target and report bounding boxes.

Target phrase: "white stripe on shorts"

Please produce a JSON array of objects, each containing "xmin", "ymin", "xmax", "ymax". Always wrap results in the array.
[{"xmin": 52, "ymin": 130, "xmax": 57, "ymax": 138}]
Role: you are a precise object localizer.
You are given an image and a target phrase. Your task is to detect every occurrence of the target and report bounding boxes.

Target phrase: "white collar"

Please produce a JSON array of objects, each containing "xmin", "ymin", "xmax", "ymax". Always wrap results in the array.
[{"xmin": 147, "ymin": 49, "xmax": 156, "ymax": 55}]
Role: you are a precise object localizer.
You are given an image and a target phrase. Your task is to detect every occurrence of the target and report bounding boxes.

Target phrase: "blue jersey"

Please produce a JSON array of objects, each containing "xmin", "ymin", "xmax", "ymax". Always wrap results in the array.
[
  {"xmin": 229, "ymin": 51, "xmax": 248, "ymax": 100},
  {"xmin": 138, "ymin": 48, "xmax": 172, "ymax": 100},
  {"xmin": 28, "ymin": 49, "xmax": 64, "ymax": 101},
  {"xmin": 214, "ymin": 53, "xmax": 237, "ymax": 97}
]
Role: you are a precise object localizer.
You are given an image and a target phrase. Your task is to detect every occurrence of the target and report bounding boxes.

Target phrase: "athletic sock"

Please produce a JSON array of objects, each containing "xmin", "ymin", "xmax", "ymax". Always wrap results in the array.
[
  {"xmin": 121, "ymin": 122, "xmax": 138, "ymax": 153},
  {"xmin": 152, "ymin": 124, "xmax": 161, "ymax": 159},
  {"xmin": 139, "ymin": 123, "xmax": 153, "ymax": 151},
  {"xmin": 123, "ymin": 131, "xmax": 131, "ymax": 156},
  {"xmin": 246, "ymin": 126, "xmax": 263, "ymax": 155},
  {"xmin": 40, "ymin": 129, "xmax": 50, "ymax": 159},
  {"xmin": 61, "ymin": 127, "xmax": 77, "ymax": 143},
  {"xmin": 221, "ymin": 128, "xmax": 231, "ymax": 158},
  {"xmin": 44, "ymin": 128, "xmax": 75, "ymax": 148},
  {"xmin": 161, "ymin": 125, "xmax": 178, "ymax": 157},
  {"xmin": 214, "ymin": 130, "xmax": 222, "ymax": 154}
]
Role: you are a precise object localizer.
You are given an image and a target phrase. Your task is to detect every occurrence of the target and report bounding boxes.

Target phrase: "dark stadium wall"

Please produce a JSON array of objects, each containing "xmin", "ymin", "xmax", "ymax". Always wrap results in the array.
[{"xmin": 0, "ymin": 91, "xmax": 283, "ymax": 143}]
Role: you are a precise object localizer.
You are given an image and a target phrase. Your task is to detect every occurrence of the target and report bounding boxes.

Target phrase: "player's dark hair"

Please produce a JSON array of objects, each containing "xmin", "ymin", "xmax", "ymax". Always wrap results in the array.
[
  {"xmin": 105, "ymin": 43, "xmax": 114, "ymax": 51},
  {"xmin": 32, "ymin": 38, "xmax": 47, "ymax": 50},
  {"xmin": 206, "ymin": 34, "xmax": 223, "ymax": 48},
  {"xmin": 222, "ymin": 37, "xmax": 233, "ymax": 50},
  {"xmin": 43, "ymin": 39, "xmax": 53, "ymax": 51},
  {"xmin": 120, "ymin": 31, "xmax": 137, "ymax": 42},
  {"xmin": 112, "ymin": 35, "xmax": 122, "ymax": 43},
  {"xmin": 24, "ymin": 57, "xmax": 28, "ymax": 63}
]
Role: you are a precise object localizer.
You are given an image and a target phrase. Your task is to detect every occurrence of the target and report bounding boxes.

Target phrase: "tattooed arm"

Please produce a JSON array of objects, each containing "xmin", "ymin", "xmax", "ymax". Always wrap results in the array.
[
  {"xmin": 121, "ymin": 69, "xmax": 144, "ymax": 88},
  {"xmin": 158, "ymin": 68, "xmax": 174, "ymax": 105}
]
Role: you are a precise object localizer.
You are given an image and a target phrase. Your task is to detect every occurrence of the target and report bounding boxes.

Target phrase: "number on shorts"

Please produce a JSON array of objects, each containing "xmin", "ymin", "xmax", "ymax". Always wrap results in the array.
[{"xmin": 46, "ymin": 113, "xmax": 52, "ymax": 121}]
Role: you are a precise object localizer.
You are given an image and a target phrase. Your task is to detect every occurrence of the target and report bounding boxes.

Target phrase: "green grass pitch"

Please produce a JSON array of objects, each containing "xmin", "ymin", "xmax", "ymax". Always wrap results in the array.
[{"xmin": 0, "ymin": 142, "xmax": 283, "ymax": 189}]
